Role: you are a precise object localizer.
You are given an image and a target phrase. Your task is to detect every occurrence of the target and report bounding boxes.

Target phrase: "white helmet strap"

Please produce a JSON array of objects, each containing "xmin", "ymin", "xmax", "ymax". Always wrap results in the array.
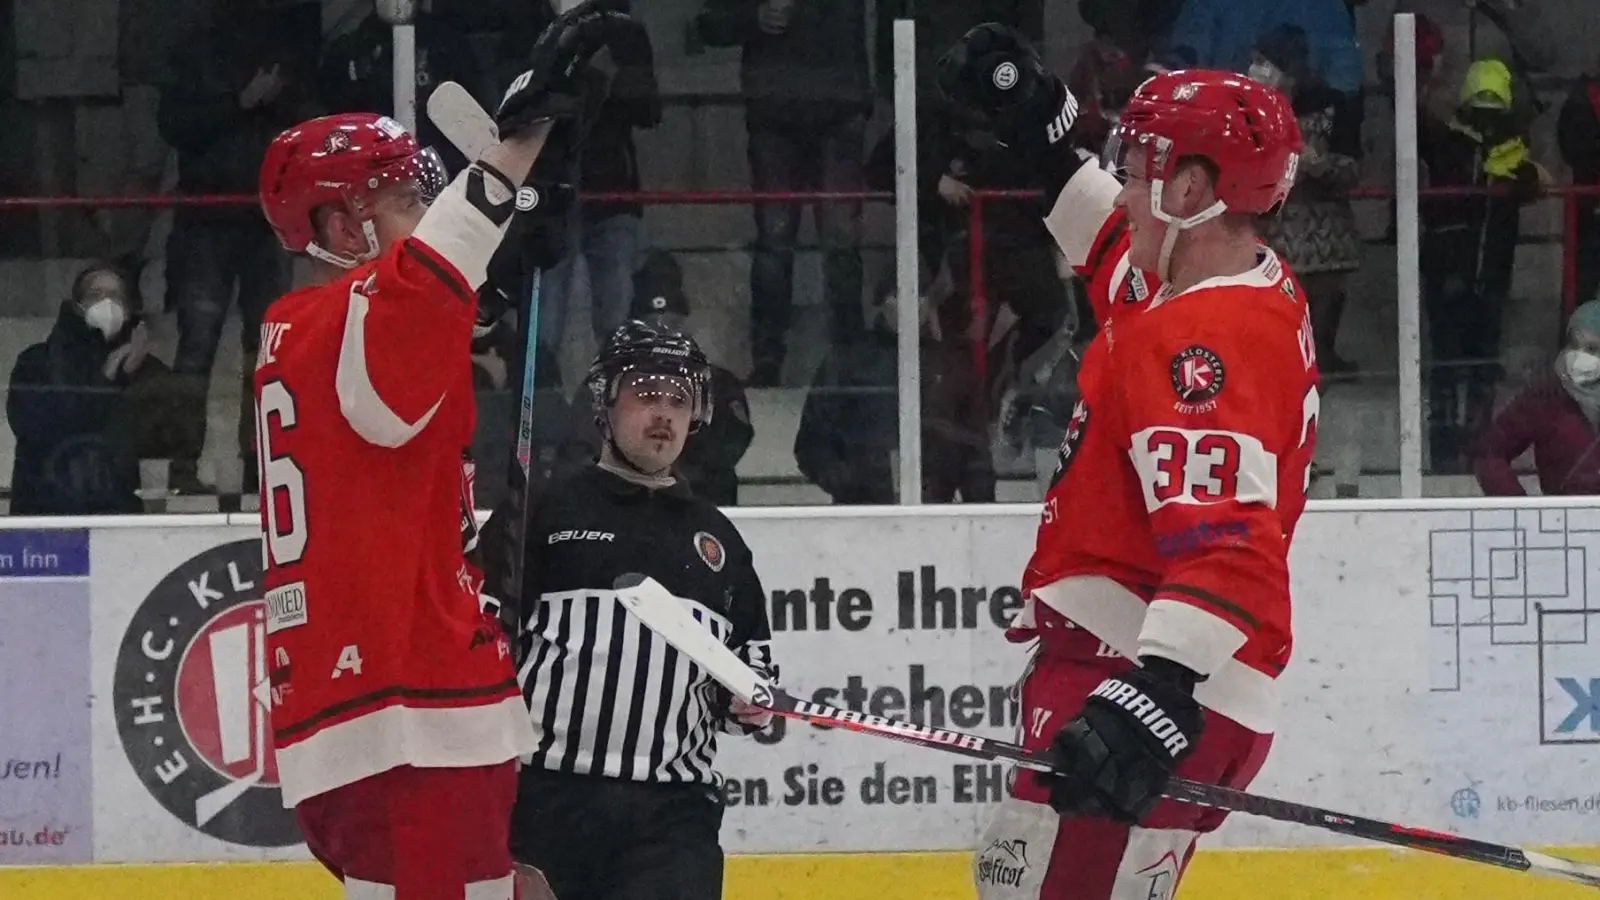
[
  {"xmin": 1147, "ymin": 178, "xmax": 1228, "ymax": 283},
  {"xmin": 305, "ymin": 219, "xmax": 382, "ymax": 270}
]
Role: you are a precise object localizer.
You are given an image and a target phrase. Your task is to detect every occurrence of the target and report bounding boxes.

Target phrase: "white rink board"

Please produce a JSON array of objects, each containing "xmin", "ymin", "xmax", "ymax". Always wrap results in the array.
[{"xmin": 17, "ymin": 499, "xmax": 1600, "ymax": 863}]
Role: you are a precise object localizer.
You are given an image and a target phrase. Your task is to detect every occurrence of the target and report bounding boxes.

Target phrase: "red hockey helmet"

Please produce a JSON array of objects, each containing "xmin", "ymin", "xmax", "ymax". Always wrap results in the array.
[
  {"xmin": 1104, "ymin": 69, "xmax": 1302, "ymax": 220},
  {"xmin": 258, "ymin": 113, "xmax": 448, "ymax": 268}
]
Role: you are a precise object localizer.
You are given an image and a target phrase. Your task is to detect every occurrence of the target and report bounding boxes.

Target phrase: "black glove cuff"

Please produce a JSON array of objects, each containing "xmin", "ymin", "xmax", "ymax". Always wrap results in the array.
[{"xmin": 1138, "ymin": 655, "xmax": 1203, "ymax": 695}]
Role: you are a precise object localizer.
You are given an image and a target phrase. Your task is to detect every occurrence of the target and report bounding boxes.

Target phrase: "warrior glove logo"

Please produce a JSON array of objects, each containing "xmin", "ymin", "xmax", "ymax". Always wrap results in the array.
[{"xmin": 112, "ymin": 539, "xmax": 299, "ymax": 847}]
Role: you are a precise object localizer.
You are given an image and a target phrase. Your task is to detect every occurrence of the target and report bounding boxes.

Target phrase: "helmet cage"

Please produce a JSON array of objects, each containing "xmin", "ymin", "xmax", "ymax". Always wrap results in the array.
[{"xmin": 588, "ymin": 354, "xmax": 713, "ymax": 433}]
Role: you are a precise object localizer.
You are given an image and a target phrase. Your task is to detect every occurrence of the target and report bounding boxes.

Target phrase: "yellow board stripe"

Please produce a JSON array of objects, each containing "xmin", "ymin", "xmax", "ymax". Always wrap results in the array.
[{"xmin": 3, "ymin": 848, "xmax": 1600, "ymax": 900}]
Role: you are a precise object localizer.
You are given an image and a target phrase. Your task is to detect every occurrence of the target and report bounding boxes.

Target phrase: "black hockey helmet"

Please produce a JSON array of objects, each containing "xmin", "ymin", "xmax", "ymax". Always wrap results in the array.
[{"xmin": 586, "ymin": 319, "xmax": 713, "ymax": 432}]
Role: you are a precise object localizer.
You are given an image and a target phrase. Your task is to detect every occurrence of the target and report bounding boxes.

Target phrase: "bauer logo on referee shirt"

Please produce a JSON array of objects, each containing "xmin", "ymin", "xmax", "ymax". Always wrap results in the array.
[
  {"xmin": 694, "ymin": 531, "xmax": 725, "ymax": 572},
  {"xmin": 112, "ymin": 539, "xmax": 301, "ymax": 848}
]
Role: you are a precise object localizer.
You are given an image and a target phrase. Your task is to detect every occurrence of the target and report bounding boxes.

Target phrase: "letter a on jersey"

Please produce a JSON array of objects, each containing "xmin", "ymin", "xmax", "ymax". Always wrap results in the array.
[{"xmin": 332, "ymin": 645, "xmax": 364, "ymax": 678}]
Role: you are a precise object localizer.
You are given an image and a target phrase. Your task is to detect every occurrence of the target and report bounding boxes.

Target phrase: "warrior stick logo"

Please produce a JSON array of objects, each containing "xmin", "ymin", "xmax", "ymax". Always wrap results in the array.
[
  {"xmin": 788, "ymin": 699, "xmax": 987, "ymax": 751},
  {"xmin": 112, "ymin": 539, "xmax": 300, "ymax": 847}
]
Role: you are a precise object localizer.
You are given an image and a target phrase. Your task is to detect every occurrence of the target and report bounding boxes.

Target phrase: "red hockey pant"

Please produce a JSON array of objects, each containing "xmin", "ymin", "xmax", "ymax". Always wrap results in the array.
[{"xmin": 295, "ymin": 761, "xmax": 518, "ymax": 900}]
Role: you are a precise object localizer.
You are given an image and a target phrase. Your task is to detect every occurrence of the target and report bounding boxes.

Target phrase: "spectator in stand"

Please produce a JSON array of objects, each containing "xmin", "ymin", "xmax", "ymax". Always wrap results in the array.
[
  {"xmin": 319, "ymin": 2, "xmax": 483, "ymax": 174},
  {"xmin": 871, "ymin": 1, "xmax": 1046, "ymax": 307},
  {"xmin": 1473, "ymin": 301, "xmax": 1600, "ymax": 496},
  {"xmin": 696, "ymin": 0, "xmax": 870, "ymax": 387},
  {"xmin": 937, "ymin": 94, "xmax": 1072, "ymax": 412},
  {"xmin": 1067, "ymin": 1, "xmax": 1171, "ymax": 155},
  {"xmin": 1418, "ymin": 58, "xmax": 1547, "ymax": 473},
  {"xmin": 538, "ymin": 5, "xmax": 662, "ymax": 375},
  {"xmin": 157, "ymin": 0, "xmax": 320, "ymax": 499},
  {"xmin": 1166, "ymin": 0, "xmax": 1363, "ymax": 154},
  {"xmin": 1378, "ymin": 12, "xmax": 1447, "ymax": 244},
  {"xmin": 1558, "ymin": 55, "xmax": 1600, "ymax": 309},
  {"xmin": 8, "ymin": 262, "xmax": 176, "ymax": 516},
  {"xmin": 556, "ymin": 251, "xmax": 754, "ymax": 506},
  {"xmin": 794, "ymin": 278, "xmax": 994, "ymax": 505},
  {"xmin": 1249, "ymin": 24, "xmax": 1361, "ymax": 376}
]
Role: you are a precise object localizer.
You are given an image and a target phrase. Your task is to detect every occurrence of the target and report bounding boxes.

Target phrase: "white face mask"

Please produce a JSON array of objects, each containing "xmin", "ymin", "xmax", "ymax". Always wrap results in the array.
[
  {"xmin": 1564, "ymin": 348, "xmax": 1600, "ymax": 382},
  {"xmin": 83, "ymin": 298, "xmax": 126, "ymax": 340}
]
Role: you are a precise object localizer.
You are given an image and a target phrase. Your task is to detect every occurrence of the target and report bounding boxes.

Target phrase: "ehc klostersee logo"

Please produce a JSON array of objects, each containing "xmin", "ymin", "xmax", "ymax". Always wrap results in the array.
[{"xmin": 112, "ymin": 539, "xmax": 300, "ymax": 847}]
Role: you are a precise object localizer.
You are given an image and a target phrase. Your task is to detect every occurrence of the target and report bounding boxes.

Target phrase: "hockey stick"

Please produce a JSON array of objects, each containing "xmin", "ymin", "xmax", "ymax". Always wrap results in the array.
[
  {"xmin": 612, "ymin": 573, "xmax": 1600, "ymax": 890},
  {"xmin": 426, "ymin": 81, "xmax": 498, "ymax": 159},
  {"xmin": 426, "ymin": 82, "xmax": 548, "ymax": 612}
]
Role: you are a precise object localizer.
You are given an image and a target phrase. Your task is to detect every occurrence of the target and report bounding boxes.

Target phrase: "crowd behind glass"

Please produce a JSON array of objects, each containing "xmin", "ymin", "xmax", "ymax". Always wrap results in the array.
[{"xmin": 3, "ymin": 0, "xmax": 1598, "ymax": 515}]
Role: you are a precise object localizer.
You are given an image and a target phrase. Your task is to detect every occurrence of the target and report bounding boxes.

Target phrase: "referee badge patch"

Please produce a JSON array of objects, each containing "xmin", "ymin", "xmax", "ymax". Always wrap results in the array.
[{"xmin": 694, "ymin": 531, "xmax": 725, "ymax": 572}]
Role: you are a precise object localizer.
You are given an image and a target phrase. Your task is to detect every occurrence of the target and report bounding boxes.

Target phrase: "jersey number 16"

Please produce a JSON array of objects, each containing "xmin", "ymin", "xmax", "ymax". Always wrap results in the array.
[{"xmin": 257, "ymin": 380, "xmax": 308, "ymax": 567}]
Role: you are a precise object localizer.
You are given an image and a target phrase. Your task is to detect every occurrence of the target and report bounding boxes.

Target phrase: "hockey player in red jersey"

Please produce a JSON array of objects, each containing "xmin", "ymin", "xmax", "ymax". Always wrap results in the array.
[
  {"xmin": 251, "ymin": 4, "xmax": 636, "ymax": 898},
  {"xmin": 941, "ymin": 25, "xmax": 1318, "ymax": 900}
]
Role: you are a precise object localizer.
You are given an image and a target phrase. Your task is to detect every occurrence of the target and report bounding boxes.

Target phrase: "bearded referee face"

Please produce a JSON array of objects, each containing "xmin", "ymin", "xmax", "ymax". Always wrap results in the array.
[{"xmin": 610, "ymin": 371, "xmax": 693, "ymax": 475}]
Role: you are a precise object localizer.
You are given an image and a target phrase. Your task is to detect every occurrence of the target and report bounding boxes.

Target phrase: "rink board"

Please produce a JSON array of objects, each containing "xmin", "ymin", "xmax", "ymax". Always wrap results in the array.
[{"xmin": 4, "ymin": 499, "xmax": 1600, "ymax": 891}]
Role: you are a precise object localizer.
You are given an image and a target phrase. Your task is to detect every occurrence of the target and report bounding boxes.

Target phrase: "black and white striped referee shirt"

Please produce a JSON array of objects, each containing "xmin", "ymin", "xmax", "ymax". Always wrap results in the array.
[{"xmin": 507, "ymin": 464, "xmax": 777, "ymax": 786}]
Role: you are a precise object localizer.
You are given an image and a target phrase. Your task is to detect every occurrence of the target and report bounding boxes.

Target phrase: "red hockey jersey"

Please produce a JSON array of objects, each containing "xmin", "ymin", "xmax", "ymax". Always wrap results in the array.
[
  {"xmin": 1015, "ymin": 179, "xmax": 1319, "ymax": 736},
  {"xmin": 254, "ymin": 236, "xmax": 535, "ymax": 808}
]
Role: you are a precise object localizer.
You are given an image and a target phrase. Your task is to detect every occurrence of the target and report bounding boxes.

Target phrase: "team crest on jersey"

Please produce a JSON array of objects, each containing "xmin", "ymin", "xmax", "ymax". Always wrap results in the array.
[
  {"xmin": 694, "ymin": 531, "xmax": 725, "ymax": 572},
  {"xmin": 1170, "ymin": 345, "xmax": 1225, "ymax": 414},
  {"xmin": 111, "ymin": 539, "xmax": 300, "ymax": 848}
]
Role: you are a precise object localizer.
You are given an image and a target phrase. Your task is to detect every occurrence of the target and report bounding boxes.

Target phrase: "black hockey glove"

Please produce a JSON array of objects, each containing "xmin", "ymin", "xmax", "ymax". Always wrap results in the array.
[
  {"xmin": 495, "ymin": 0, "xmax": 636, "ymax": 141},
  {"xmin": 1038, "ymin": 656, "xmax": 1204, "ymax": 824},
  {"xmin": 935, "ymin": 23, "xmax": 1089, "ymax": 202}
]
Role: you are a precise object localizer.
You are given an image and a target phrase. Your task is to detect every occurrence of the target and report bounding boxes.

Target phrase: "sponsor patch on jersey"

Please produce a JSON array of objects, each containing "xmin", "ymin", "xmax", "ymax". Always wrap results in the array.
[
  {"xmin": 975, "ymin": 838, "xmax": 1032, "ymax": 889},
  {"xmin": 694, "ymin": 531, "xmax": 725, "ymax": 572},
  {"xmin": 111, "ymin": 539, "xmax": 300, "ymax": 848},
  {"xmin": 1169, "ymin": 345, "xmax": 1225, "ymax": 414},
  {"xmin": 1122, "ymin": 268, "xmax": 1149, "ymax": 305},
  {"xmin": 263, "ymin": 581, "xmax": 307, "ymax": 634}
]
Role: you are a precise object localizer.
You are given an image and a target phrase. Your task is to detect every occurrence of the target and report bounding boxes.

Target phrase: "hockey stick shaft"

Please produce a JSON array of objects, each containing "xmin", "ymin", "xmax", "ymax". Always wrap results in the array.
[
  {"xmin": 426, "ymin": 82, "xmax": 548, "ymax": 607},
  {"xmin": 613, "ymin": 574, "xmax": 1600, "ymax": 889}
]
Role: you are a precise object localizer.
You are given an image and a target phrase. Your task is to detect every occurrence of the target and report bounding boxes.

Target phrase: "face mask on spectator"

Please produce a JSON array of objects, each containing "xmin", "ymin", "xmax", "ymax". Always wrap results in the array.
[
  {"xmin": 1563, "ymin": 348, "xmax": 1600, "ymax": 382},
  {"xmin": 83, "ymin": 298, "xmax": 126, "ymax": 340}
]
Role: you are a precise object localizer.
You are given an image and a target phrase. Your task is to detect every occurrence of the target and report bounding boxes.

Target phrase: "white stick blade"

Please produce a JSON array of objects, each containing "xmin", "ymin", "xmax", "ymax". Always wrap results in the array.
[
  {"xmin": 1521, "ymin": 850, "xmax": 1600, "ymax": 888},
  {"xmin": 426, "ymin": 81, "xmax": 497, "ymax": 159},
  {"xmin": 614, "ymin": 576, "xmax": 767, "ymax": 704}
]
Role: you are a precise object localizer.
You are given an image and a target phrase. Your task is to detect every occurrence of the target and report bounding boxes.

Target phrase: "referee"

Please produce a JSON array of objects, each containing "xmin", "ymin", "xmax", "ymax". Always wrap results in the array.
[{"xmin": 485, "ymin": 319, "xmax": 778, "ymax": 900}]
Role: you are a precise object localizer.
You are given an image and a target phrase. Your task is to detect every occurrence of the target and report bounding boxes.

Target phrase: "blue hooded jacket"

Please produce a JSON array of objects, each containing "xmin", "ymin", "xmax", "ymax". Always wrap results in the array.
[{"xmin": 1168, "ymin": 0, "xmax": 1362, "ymax": 94}]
